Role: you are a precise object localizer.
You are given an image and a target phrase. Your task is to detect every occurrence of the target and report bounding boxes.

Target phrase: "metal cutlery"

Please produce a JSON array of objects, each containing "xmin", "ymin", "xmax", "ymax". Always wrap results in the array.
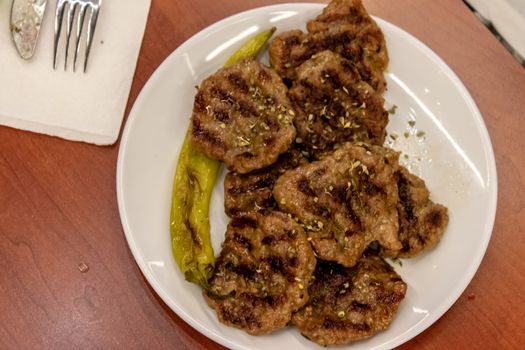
[
  {"xmin": 10, "ymin": 0, "xmax": 48, "ymax": 60},
  {"xmin": 53, "ymin": 0, "xmax": 102, "ymax": 72}
]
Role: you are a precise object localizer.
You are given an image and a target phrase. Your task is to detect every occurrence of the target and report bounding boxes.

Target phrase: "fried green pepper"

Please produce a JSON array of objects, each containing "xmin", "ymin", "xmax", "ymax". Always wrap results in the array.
[
  {"xmin": 223, "ymin": 27, "xmax": 276, "ymax": 67},
  {"xmin": 170, "ymin": 27, "xmax": 277, "ymax": 288}
]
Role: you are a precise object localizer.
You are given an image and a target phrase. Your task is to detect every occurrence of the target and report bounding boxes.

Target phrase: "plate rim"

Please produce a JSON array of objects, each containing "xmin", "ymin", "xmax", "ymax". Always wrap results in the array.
[{"xmin": 116, "ymin": 3, "xmax": 498, "ymax": 349}]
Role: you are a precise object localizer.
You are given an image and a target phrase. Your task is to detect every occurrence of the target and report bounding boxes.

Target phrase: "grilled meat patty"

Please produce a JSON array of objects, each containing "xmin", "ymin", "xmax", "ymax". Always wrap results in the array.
[
  {"xmin": 292, "ymin": 254, "xmax": 407, "ymax": 346},
  {"xmin": 306, "ymin": 0, "xmax": 374, "ymax": 33},
  {"xmin": 191, "ymin": 58, "xmax": 296, "ymax": 174},
  {"xmin": 273, "ymin": 142, "xmax": 402, "ymax": 267},
  {"xmin": 204, "ymin": 211, "xmax": 316, "ymax": 335},
  {"xmin": 269, "ymin": 0, "xmax": 388, "ymax": 93},
  {"xmin": 224, "ymin": 149, "xmax": 308, "ymax": 217},
  {"xmin": 289, "ymin": 50, "xmax": 388, "ymax": 158},
  {"xmin": 383, "ymin": 167, "xmax": 449, "ymax": 258}
]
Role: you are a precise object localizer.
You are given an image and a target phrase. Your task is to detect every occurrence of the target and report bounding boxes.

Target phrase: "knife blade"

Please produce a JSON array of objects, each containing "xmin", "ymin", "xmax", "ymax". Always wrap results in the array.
[{"xmin": 10, "ymin": 0, "xmax": 48, "ymax": 59}]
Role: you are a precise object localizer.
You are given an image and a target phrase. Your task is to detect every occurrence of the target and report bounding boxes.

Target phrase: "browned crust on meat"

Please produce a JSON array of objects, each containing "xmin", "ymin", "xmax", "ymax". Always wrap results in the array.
[
  {"xmin": 269, "ymin": 0, "xmax": 388, "ymax": 93},
  {"xmin": 204, "ymin": 211, "xmax": 316, "ymax": 335},
  {"xmin": 190, "ymin": 58, "xmax": 296, "ymax": 174},
  {"xmin": 383, "ymin": 167, "xmax": 449, "ymax": 258},
  {"xmin": 292, "ymin": 254, "xmax": 407, "ymax": 346},
  {"xmin": 224, "ymin": 149, "xmax": 308, "ymax": 217},
  {"xmin": 273, "ymin": 142, "xmax": 402, "ymax": 267},
  {"xmin": 289, "ymin": 50, "xmax": 388, "ymax": 158},
  {"xmin": 306, "ymin": 0, "xmax": 371, "ymax": 33}
]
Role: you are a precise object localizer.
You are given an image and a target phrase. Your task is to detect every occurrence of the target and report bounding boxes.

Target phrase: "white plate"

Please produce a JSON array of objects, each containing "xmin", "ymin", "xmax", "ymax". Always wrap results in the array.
[{"xmin": 116, "ymin": 3, "xmax": 497, "ymax": 349}]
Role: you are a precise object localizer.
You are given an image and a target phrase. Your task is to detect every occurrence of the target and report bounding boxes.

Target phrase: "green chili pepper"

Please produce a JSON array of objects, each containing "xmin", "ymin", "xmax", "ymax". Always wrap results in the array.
[
  {"xmin": 223, "ymin": 27, "xmax": 276, "ymax": 67},
  {"xmin": 170, "ymin": 27, "xmax": 277, "ymax": 288}
]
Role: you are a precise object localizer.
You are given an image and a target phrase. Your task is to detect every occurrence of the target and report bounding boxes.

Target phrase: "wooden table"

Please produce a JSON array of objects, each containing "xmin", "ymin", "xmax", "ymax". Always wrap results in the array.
[{"xmin": 1, "ymin": 0, "xmax": 524, "ymax": 349}]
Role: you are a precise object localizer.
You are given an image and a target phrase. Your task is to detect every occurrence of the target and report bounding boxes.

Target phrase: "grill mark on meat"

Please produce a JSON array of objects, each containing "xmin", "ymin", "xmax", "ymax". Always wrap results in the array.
[
  {"xmin": 205, "ymin": 212, "xmax": 316, "ymax": 335},
  {"xmin": 341, "ymin": 59, "xmax": 358, "ymax": 75},
  {"xmin": 238, "ymin": 151, "xmax": 256, "ymax": 159},
  {"xmin": 220, "ymin": 303, "xmax": 262, "ymax": 328},
  {"xmin": 326, "ymin": 101, "xmax": 346, "ymax": 121},
  {"xmin": 343, "ymin": 200, "xmax": 360, "ymax": 224},
  {"xmin": 228, "ymin": 175, "xmax": 277, "ymax": 195},
  {"xmin": 375, "ymin": 289, "xmax": 405, "ymax": 305},
  {"xmin": 231, "ymin": 216, "xmax": 257, "ymax": 229},
  {"xmin": 292, "ymin": 255, "xmax": 407, "ymax": 346},
  {"xmin": 384, "ymin": 168, "xmax": 449, "ymax": 258},
  {"xmin": 426, "ymin": 209, "xmax": 445, "ymax": 228},
  {"xmin": 191, "ymin": 59, "xmax": 296, "ymax": 174},
  {"xmin": 261, "ymin": 230, "xmax": 297, "ymax": 246},
  {"xmin": 226, "ymin": 207, "xmax": 241, "ymax": 217},
  {"xmin": 344, "ymin": 229, "xmax": 356, "ymax": 237},
  {"xmin": 319, "ymin": 31, "xmax": 353, "ymax": 50},
  {"xmin": 317, "ymin": 259, "xmax": 345, "ymax": 278},
  {"xmin": 221, "ymin": 307, "xmax": 244, "ymax": 326},
  {"xmin": 351, "ymin": 322, "xmax": 371, "ymax": 332},
  {"xmin": 323, "ymin": 69, "xmax": 344, "ymax": 89},
  {"xmin": 267, "ymin": 255, "xmax": 286, "ymax": 274},
  {"xmin": 227, "ymin": 73, "xmax": 249, "ymax": 93},
  {"xmin": 289, "ymin": 256, "xmax": 299, "ymax": 267},
  {"xmin": 224, "ymin": 149, "xmax": 307, "ymax": 217},
  {"xmin": 264, "ymin": 136, "xmax": 276, "ymax": 147},
  {"xmin": 298, "ymin": 179, "xmax": 316, "ymax": 197},
  {"xmin": 331, "ymin": 185, "xmax": 347, "ymax": 204},
  {"xmin": 285, "ymin": 36, "xmax": 301, "ymax": 46},
  {"xmin": 269, "ymin": 0, "xmax": 389, "ymax": 93},
  {"xmin": 401, "ymin": 239, "xmax": 410, "ymax": 253},
  {"xmin": 245, "ymin": 312, "xmax": 259, "ymax": 327},
  {"xmin": 287, "ymin": 229, "xmax": 298, "ymax": 239},
  {"xmin": 323, "ymin": 318, "xmax": 348, "ymax": 330},
  {"xmin": 262, "ymin": 295, "xmax": 277, "ymax": 306},
  {"xmin": 261, "ymin": 197, "xmax": 277, "ymax": 209},
  {"xmin": 351, "ymin": 301, "xmax": 370, "ymax": 311},
  {"xmin": 192, "ymin": 120, "xmax": 225, "ymax": 150},
  {"xmin": 214, "ymin": 109, "xmax": 230, "ymax": 122},
  {"xmin": 261, "ymin": 235, "xmax": 275, "ymax": 245},
  {"xmin": 298, "ymin": 78, "xmax": 325, "ymax": 101},
  {"xmin": 233, "ymin": 233, "xmax": 253, "ymax": 251},
  {"xmin": 311, "ymin": 204, "xmax": 331, "ymax": 218},
  {"xmin": 194, "ymin": 91, "xmax": 206, "ymax": 112},
  {"xmin": 359, "ymin": 66, "xmax": 371, "ymax": 81},
  {"xmin": 241, "ymin": 293, "xmax": 284, "ymax": 307},
  {"xmin": 225, "ymin": 262, "xmax": 256, "ymax": 280},
  {"xmin": 313, "ymin": 167, "xmax": 327, "ymax": 177},
  {"xmin": 274, "ymin": 143, "xmax": 401, "ymax": 266},
  {"xmin": 365, "ymin": 183, "xmax": 382, "ymax": 196},
  {"xmin": 287, "ymin": 51, "xmax": 389, "ymax": 157},
  {"xmin": 264, "ymin": 116, "xmax": 279, "ymax": 130},
  {"xmin": 343, "ymin": 82, "xmax": 361, "ymax": 100},
  {"xmin": 398, "ymin": 175, "xmax": 415, "ymax": 221},
  {"xmin": 266, "ymin": 255, "xmax": 296, "ymax": 283},
  {"xmin": 237, "ymin": 100, "xmax": 259, "ymax": 117},
  {"xmin": 258, "ymin": 69, "xmax": 272, "ymax": 83},
  {"xmin": 322, "ymin": 319, "xmax": 372, "ymax": 333},
  {"xmin": 210, "ymin": 86, "xmax": 230, "ymax": 102}
]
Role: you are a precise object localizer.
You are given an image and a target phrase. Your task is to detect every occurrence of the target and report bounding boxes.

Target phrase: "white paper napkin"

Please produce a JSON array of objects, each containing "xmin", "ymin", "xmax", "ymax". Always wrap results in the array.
[{"xmin": 0, "ymin": 0, "xmax": 151, "ymax": 145}]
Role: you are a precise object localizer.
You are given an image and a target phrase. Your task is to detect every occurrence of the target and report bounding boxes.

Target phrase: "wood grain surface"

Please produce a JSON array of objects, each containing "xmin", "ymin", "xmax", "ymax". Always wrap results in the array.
[{"xmin": 1, "ymin": 0, "xmax": 524, "ymax": 349}]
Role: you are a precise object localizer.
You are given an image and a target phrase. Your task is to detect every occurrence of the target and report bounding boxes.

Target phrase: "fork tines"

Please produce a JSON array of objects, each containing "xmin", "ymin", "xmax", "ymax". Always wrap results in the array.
[{"xmin": 53, "ymin": 0, "xmax": 102, "ymax": 73}]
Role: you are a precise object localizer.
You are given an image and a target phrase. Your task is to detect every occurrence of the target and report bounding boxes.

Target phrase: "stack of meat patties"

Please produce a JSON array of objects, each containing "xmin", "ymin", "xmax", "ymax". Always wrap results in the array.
[{"xmin": 189, "ymin": 0, "xmax": 448, "ymax": 346}]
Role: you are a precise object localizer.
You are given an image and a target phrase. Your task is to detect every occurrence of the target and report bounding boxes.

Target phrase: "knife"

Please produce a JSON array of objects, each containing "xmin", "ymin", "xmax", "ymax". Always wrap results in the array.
[{"xmin": 10, "ymin": 0, "xmax": 48, "ymax": 59}]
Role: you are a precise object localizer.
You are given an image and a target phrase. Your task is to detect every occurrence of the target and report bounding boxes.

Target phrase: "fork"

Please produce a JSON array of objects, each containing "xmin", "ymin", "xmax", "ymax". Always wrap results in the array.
[{"xmin": 53, "ymin": 0, "xmax": 102, "ymax": 72}]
